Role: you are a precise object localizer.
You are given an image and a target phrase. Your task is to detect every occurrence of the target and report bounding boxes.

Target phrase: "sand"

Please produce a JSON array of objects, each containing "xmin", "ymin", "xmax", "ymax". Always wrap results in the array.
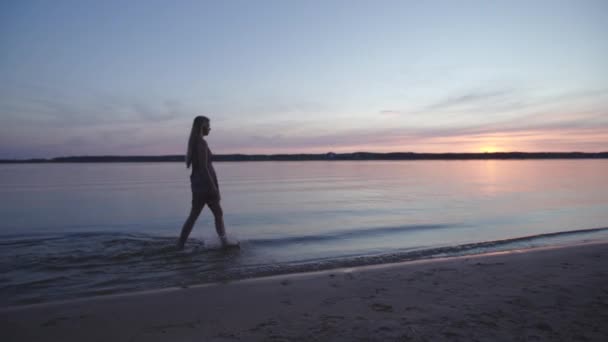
[{"xmin": 2, "ymin": 242, "xmax": 607, "ymax": 342}]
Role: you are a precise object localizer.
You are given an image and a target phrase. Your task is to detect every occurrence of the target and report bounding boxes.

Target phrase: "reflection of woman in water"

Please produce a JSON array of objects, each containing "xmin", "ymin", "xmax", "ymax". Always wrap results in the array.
[{"xmin": 177, "ymin": 115, "xmax": 228, "ymax": 250}]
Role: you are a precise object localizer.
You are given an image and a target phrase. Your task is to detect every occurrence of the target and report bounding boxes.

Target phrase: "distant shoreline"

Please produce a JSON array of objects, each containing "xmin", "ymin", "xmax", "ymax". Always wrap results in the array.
[{"xmin": 1, "ymin": 152, "xmax": 607, "ymax": 163}]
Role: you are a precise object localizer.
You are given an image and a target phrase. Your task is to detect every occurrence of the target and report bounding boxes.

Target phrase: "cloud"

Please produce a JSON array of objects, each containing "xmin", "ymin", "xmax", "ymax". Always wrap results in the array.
[
  {"xmin": 426, "ymin": 90, "xmax": 513, "ymax": 111},
  {"xmin": 211, "ymin": 106, "xmax": 608, "ymax": 154},
  {"xmin": 0, "ymin": 81, "xmax": 191, "ymax": 127},
  {"xmin": 379, "ymin": 86, "xmax": 608, "ymax": 121},
  {"xmin": 379, "ymin": 110, "xmax": 402, "ymax": 116},
  {"xmin": 2, "ymin": 78, "xmax": 607, "ymax": 158}
]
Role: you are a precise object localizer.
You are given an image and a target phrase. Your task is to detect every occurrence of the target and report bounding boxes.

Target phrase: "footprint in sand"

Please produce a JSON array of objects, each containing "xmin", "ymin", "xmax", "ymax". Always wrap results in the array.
[
  {"xmin": 371, "ymin": 303, "xmax": 393, "ymax": 312},
  {"xmin": 535, "ymin": 322, "xmax": 553, "ymax": 332},
  {"xmin": 249, "ymin": 319, "xmax": 278, "ymax": 332},
  {"xmin": 41, "ymin": 316, "xmax": 70, "ymax": 327},
  {"xmin": 322, "ymin": 296, "xmax": 345, "ymax": 305}
]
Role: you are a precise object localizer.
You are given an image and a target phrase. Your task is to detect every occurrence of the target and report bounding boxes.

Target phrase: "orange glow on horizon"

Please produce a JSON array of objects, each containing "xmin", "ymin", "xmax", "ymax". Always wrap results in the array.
[
  {"xmin": 479, "ymin": 146, "xmax": 503, "ymax": 153},
  {"xmin": 212, "ymin": 127, "xmax": 608, "ymax": 155}
]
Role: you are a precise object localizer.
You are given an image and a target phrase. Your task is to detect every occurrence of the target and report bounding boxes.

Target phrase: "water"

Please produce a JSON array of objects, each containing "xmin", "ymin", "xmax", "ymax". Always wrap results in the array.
[{"xmin": 1, "ymin": 160, "xmax": 607, "ymax": 306}]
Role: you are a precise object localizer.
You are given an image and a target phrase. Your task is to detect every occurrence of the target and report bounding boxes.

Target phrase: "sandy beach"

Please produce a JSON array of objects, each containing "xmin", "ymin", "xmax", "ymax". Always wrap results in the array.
[{"xmin": 2, "ymin": 242, "xmax": 607, "ymax": 341}]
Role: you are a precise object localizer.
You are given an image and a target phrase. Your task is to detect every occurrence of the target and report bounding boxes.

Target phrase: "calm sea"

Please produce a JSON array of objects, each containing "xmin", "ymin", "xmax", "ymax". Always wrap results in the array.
[{"xmin": 1, "ymin": 160, "xmax": 607, "ymax": 306}]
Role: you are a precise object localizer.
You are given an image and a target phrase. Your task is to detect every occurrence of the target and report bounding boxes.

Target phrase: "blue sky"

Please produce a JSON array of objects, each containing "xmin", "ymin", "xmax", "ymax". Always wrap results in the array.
[{"xmin": 1, "ymin": 0, "xmax": 607, "ymax": 158}]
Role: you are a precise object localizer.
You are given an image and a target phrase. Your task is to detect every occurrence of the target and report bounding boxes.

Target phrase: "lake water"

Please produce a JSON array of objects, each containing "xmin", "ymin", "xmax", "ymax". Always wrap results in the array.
[{"xmin": 1, "ymin": 160, "xmax": 608, "ymax": 306}]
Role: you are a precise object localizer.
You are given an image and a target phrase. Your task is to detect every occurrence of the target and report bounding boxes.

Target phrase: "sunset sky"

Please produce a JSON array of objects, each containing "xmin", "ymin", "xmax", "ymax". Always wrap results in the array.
[{"xmin": 1, "ymin": 0, "xmax": 607, "ymax": 158}]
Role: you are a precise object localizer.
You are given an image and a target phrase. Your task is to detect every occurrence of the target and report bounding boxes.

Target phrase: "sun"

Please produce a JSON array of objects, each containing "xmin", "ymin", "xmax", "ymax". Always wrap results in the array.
[{"xmin": 480, "ymin": 146, "xmax": 501, "ymax": 153}]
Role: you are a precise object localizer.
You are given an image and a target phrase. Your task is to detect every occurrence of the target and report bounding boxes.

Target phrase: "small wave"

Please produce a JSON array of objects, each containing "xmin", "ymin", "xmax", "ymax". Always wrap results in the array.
[
  {"xmin": 1, "ymin": 226, "xmax": 607, "ymax": 306},
  {"xmin": 0, "ymin": 232, "xmax": 183, "ymax": 273},
  {"xmin": 200, "ymin": 226, "xmax": 608, "ymax": 283},
  {"xmin": 247, "ymin": 224, "xmax": 455, "ymax": 246},
  {"xmin": 269, "ymin": 226, "xmax": 608, "ymax": 269}
]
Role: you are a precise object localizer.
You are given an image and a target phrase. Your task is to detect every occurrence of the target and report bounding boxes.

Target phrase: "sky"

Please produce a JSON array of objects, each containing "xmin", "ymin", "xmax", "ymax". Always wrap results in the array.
[{"xmin": 1, "ymin": 0, "xmax": 607, "ymax": 158}]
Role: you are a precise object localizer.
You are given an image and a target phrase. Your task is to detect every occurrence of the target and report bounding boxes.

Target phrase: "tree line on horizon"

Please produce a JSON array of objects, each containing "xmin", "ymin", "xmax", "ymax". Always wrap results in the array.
[{"xmin": 1, "ymin": 151, "xmax": 607, "ymax": 163}]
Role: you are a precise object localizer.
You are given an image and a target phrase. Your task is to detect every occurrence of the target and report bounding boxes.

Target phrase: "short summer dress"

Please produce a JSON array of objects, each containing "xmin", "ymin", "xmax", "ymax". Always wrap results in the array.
[{"xmin": 190, "ymin": 139, "xmax": 220, "ymax": 206}]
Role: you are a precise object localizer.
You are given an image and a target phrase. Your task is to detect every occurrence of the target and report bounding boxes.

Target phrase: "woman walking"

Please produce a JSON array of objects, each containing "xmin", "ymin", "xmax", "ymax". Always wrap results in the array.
[{"xmin": 177, "ymin": 115, "xmax": 229, "ymax": 250}]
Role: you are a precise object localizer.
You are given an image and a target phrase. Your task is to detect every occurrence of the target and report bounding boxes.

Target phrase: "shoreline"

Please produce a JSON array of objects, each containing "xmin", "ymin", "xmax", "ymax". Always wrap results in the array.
[
  {"xmin": 3, "ymin": 236, "xmax": 607, "ymax": 311},
  {"xmin": 3, "ymin": 241, "xmax": 607, "ymax": 341},
  {"xmin": 1, "ymin": 239, "xmax": 605, "ymax": 311}
]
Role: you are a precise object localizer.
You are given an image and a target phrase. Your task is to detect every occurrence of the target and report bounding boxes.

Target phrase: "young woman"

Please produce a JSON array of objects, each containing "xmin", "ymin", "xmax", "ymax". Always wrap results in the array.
[{"xmin": 177, "ymin": 115, "xmax": 228, "ymax": 250}]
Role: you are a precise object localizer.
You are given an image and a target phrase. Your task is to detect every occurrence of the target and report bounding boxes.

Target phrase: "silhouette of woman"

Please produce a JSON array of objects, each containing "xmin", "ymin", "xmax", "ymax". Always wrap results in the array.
[{"xmin": 177, "ymin": 116, "xmax": 228, "ymax": 250}]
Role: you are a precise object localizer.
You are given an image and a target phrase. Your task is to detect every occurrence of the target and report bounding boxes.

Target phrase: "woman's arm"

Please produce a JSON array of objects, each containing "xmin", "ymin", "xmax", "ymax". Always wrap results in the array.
[{"xmin": 197, "ymin": 139, "xmax": 219, "ymax": 194}]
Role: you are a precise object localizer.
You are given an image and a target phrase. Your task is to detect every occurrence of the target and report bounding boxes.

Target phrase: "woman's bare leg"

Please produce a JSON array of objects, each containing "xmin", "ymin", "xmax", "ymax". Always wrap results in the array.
[
  {"xmin": 207, "ymin": 201, "xmax": 227, "ymax": 243},
  {"xmin": 177, "ymin": 204, "xmax": 204, "ymax": 250}
]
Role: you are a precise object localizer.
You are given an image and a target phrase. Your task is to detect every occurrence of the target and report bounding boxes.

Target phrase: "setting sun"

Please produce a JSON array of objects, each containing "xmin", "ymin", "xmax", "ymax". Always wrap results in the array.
[{"xmin": 480, "ymin": 146, "xmax": 502, "ymax": 153}]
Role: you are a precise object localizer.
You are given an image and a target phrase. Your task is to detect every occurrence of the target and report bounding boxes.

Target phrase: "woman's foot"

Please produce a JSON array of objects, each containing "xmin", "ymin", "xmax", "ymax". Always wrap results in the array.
[
  {"xmin": 219, "ymin": 235, "xmax": 229, "ymax": 246},
  {"xmin": 219, "ymin": 235, "xmax": 240, "ymax": 249},
  {"xmin": 176, "ymin": 239, "xmax": 185, "ymax": 251}
]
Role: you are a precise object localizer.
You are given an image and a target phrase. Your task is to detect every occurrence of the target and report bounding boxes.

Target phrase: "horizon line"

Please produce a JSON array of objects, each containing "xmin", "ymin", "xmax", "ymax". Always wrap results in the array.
[{"xmin": 2, "ymin": 151, "xmax": 608, "ymax": 163}]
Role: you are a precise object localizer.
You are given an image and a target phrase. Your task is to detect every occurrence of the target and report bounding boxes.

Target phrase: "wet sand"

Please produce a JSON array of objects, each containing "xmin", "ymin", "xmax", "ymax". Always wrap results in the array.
[{"xmin": 2, "ymin": 242, "xmax": 607, "ymax": 341}]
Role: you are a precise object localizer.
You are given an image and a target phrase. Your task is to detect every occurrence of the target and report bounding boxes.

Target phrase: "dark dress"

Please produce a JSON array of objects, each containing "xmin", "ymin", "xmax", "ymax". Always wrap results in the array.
[{"xmin": 190, "ymin": 139, "xmax": 220, "ymax": 206}]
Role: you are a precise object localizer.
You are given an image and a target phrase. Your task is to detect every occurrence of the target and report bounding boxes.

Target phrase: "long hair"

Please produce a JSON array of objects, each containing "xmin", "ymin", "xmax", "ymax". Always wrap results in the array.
[{"xmin": 186, "ymin": 116, "xmax": 209, "ymax": 168}]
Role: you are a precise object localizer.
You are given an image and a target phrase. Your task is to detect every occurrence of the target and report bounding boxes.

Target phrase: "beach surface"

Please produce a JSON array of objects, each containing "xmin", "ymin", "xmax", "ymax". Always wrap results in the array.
[{"xmin": 2, "ymin": 242, "xmax": 607, "ymax": 342}]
